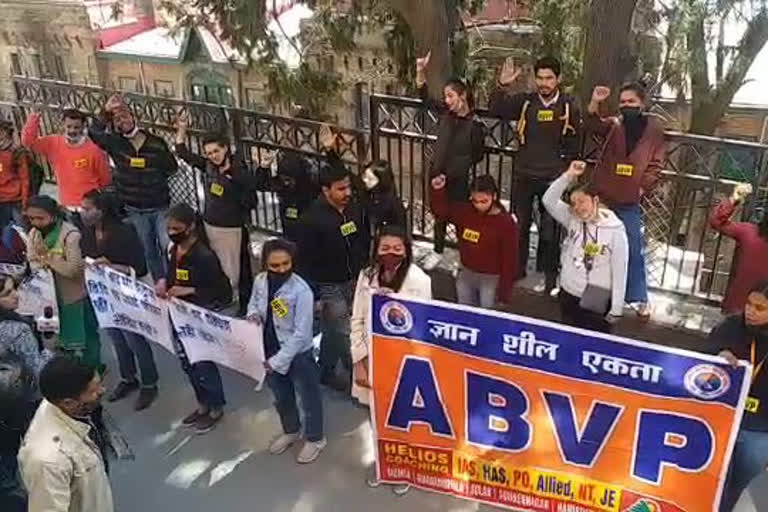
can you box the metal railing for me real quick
[4,76,768,302]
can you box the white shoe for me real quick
[269,432,300,455]
[549,287,560,298]
[296,438,327,464]
[392,483,411,496]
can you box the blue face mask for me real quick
[620,106,643,122]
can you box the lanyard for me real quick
[751,340,768,383]
[582,223,599,273]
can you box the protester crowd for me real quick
[0,54,765,512]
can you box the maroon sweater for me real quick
[587,113,666,206]
[431,186,519,301]
[709,198,768,314]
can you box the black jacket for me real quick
[175,144,264,228]
[420,85,486,202]
[167,239,232,310]
[366,187,407,234]
[89,115,178,210]
[489,89,581,179]
[708,315,768,431]
[80,220,148,278]
[297,195,370,284]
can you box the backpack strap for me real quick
[561,101,576,136]
[517,100,531,146]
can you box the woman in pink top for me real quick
[709,183,768,314]
[21,109,110,208]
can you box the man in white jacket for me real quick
[543,161,629,333]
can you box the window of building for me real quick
[190,83,234,105]
[30,54,43,78]
[343,56,349,70]
[10,53,22,75]
[53,55,67,81]
[358,56,364,71]
[154,80,175,98]
[119,76,139,93]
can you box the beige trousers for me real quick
[204,222,242,300]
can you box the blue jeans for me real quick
[125,207,169,281]
[313,281,354,378]
[0,455,26,512]
[722,428,768,511]
[0,202,21,231]
[456,268,500,308]
[611,204,648,304]
[104,328,159,387]
[188,361,226,410]
[266,349,324,442]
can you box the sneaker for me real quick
[392,483,411,496]
[633,302,652,322]
[296,438,327,464]
[134,386,158,411]
[549,287,561,298]
[181,409,206,427]
[195,412,223,434]
[107,380,139,402]
[269,432,301,455]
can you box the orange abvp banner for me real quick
[369,296,750,512]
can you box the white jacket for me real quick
[350,264,432,404]
[18,400,114,512]
[543,173,629,317]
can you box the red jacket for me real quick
[587,113,666,206]
[709,198,768,314]
[0,148,29,205]
[431,186,519,301]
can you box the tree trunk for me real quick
[690,9,768,135]
[390,0,456,97]
[580,0,640,107]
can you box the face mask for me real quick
[168,230,189,245]
[80,210,101,227]
[122,125,139,139]
[363,168,380,191]
[66,133,86,146]
[268,270,292,288]
[620,106,643,122]
[378,253,405,272]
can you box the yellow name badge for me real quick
[584,242,601,257]
[537,110,555,122]
[270,298,289,318]
[210,183,224,197]
[616,163,634,176]
[462,228,481,243]
[746,397,761,413]
[340,221,357,237]
[73,158,88,169]
[130,157,146,169]
[176,268,189,281]
[285,207,298,219]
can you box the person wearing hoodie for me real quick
[710,281,768,511]
[360,160,407,235]
[0,121,30,230]
[431,173,519,308]
[587,83,666,320]
[415,51,486,254]
[22,109,110,210]
[543,161,629,333]
[25,195,103,369]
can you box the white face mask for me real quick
[363,168,380,191]
[66,133,87,146]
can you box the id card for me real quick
[130,157,147,169]
[462,228,481,243]
[746,397,760,413]
[210,183,224,196]
[285,207,298,219]
[616,164,634,176]
[270,298,289,318]
[584,242,601,257]
[340,221,357,237]
[537,110,554,122]
[176,268,189,281]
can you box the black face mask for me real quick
[268,270,292,289]
[620,106,643,123]
[169,230,190,245]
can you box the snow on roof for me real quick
[197,27,246,65]
[100,27,185,60]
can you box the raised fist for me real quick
[498,57,522,87]
[415,51,432,73]
[591,86,611,104]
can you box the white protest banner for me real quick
[84,263,174,354]
[169,298,266,385]
[0,262,26,277]
[16,268,58,324]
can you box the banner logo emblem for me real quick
[380,301,413,335]
[684,364,730,399]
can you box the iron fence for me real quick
[4,77,768,302]
[369,93,768,303]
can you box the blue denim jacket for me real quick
[246,272,314,375]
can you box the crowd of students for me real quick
[0,53,765,511]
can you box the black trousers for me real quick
[514,175,561,286]
[559,291,611,334]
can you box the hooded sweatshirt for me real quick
[543,173,629,316]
